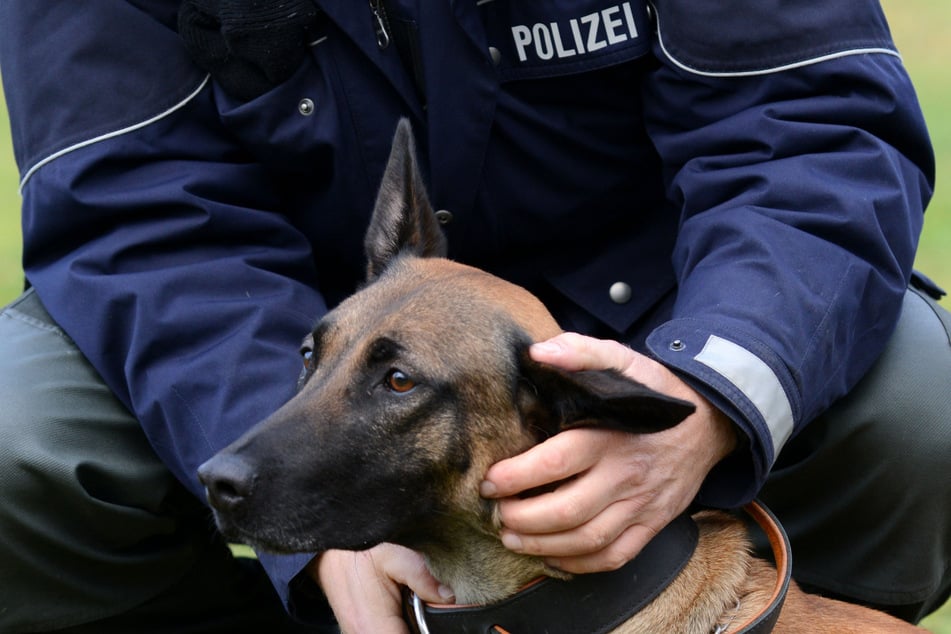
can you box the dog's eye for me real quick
[297,347,317,392]
[385,369,416,393]
[301,348,315,371]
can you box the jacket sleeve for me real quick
[640,1,935,506]
[1,1,331,619]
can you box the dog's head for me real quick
[198,120,694,555]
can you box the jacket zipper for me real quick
[369,0,391,49]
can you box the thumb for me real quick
[383,545,456,605]
[530,332,638,373]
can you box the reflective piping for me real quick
[18,74,212,193]
[694,335,794,457]
[652,4,901,78]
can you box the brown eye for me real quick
[385,369,416,393]
[301,348,315,371]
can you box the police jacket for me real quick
[0,0,934,618]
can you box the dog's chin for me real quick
[245,534,385,555]
[215,516,385,555]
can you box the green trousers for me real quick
[753,285,951,623]
[0,289,330,633]
[0,286,948,631]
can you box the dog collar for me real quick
[729,501,792,634]
[405,501,791,634]
[405,511,699,634]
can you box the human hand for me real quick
[312,544,454,634]
[480,332,737,574]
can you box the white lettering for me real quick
[581,13,607,52]
[602,6,627,45]
[569,19,586,54]
[622,2,639,39]
[512,25,532,62]
[532,23,554,60]
[551,23,577,58]
[508,4,641,64]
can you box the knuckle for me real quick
[619,455,652,489]
[599,545,634,571]
[578,524,614,552]
[538,446,571,478]
[554,493,588,527]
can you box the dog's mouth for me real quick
[211,514,290,554]
[203,477,414,555]
[211,505,378,555]
[220,526,320,555]
[197,455,326,554]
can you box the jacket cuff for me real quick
[258,551,336,625]
[646,319,799,506]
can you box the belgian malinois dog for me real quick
[198,121,926,633]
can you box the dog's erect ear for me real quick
[364,118,448,281]
[516,350,696,441]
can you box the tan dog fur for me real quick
[199,121,927,633]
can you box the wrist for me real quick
[708,405,740,462]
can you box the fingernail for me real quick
[530,341,561,356]
[544,558,562,570]
[479,480,497,497]
[438,585,455,601]
[501,532,523,551]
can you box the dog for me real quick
[198,120,926,633]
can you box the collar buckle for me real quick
[410,591,432,634]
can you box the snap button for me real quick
[669,340,686,352]
[609,282,632,305]
[298,98,315,116]
[488,46,502,66]
[434,209,454,225]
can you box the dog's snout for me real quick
[198,453,257,512]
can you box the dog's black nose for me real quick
[198,453,257,512]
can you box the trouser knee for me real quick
[0,290,204,631]
[759,287,951,621]
[0,290,329,633]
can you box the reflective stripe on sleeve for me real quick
[694,335,794,457]
[18,75,211,192]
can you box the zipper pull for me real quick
[369,0,391,49]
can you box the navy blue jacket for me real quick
[0,0,933,618]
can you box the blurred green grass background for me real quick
[0,2,948,630]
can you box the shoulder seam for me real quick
[654,8,901,78]
[18,74,211,192]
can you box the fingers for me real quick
[481,427,606,499]
[485,428,660,573]
[498,494,649,555]
[313,545,454,634]
[480,424,704,575]
[370,544,454,604]
[529,332,637,373]
[484,332,739,578]
[530,332,672,394]
[544,522,661,574]
[491,440,645,534]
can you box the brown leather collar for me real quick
[405,512,699,634]
[731,501,792,634]
[405,501,791,634]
